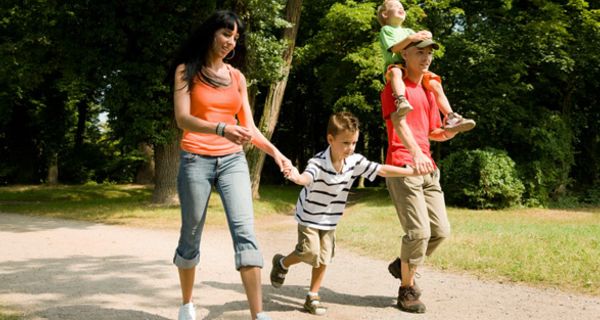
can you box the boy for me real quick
[377,0,476,132]
[270,111,422,315]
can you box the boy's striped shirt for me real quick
[295,147,381,230]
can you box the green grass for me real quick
[337,188,600,296]
[1,184,598,297]
[0,306,21,320]
[0,184,298,229]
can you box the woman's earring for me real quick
[225,48,235,60]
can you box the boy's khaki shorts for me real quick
[294,224,336,268]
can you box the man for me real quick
[380,39,457,314]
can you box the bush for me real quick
[441,148,524,209]
[516,113,574,206]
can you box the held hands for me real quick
[284,166,301,184]
[412,151,434,175]
[274,154,293,176]
[223,125,253,145]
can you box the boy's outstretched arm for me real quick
[284,167,312,186]
[377,164,421,178]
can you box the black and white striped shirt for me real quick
[295,147,381,230]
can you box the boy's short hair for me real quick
[376,0,398,26]
[327,111,360,136]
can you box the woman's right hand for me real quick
[222,125,253,145]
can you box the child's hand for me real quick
[413,30,432,41]
[284,167,301,183]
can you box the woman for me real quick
[170,10,290,320]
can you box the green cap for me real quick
[407,39,439,50]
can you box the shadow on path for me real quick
[0,255,177,310]
[35,305,170,320]
[201,280,395,319]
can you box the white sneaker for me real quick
[256,312,272,320]
[178,302,196,320]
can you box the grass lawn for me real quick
[1,184,598,297]
[337,188,600,296]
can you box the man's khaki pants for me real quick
[386,168,451,266]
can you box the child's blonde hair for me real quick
[327,111,360,137]
[376,0,398,26]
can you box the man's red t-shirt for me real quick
[381,78,442,167]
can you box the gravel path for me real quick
[1,212,599,320]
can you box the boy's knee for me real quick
[294,240,320,265]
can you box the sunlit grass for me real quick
[0,184,298,229]
[1,184,598,296]
[0,306,21,320]
[336,188,600,296]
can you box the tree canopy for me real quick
[1,0,599,207]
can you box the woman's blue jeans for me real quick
[173,151,263,270]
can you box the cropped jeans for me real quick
[173,150,263,270]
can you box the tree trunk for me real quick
[246,0,303,199]
[135,142,155,184]
[152,121,180,205]
[75,99,88,152]
[47,153,58,185]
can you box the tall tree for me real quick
[246,0,303,198]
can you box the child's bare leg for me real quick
[309,264,327,293]
[428,79,452,116]
[282,253,302,268]
[389,67,413,117]
[270,252,301,289]
[304,264,328,315]
[429,79,476,133]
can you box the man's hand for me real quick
[412,151,434,174]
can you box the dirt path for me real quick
[1,212,599,320]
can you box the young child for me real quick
[270,111,420,315]
[377,0,476,132]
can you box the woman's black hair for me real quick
[168,10,246,91]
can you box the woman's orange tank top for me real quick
[180,65,244,156]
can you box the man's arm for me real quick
[429,128,457,142]
[391,112,434,174]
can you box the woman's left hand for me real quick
[274,154,293,174]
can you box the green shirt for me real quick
[379,25,415,76]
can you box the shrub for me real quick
[441,148,524,209]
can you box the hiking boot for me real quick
[304,295,327,315]
[270,254,287,288]
[397,286,426,314]
[178,302,195,320]
[394,96,413,117]
[388,258,421,298]
[444,112,476,133]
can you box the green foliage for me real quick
[517,112,574,206]
[239,0,290,87]
[441,148,524,209]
